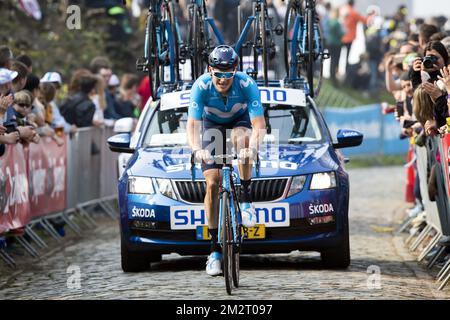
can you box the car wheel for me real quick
[120,236,162,272]
[320,215,350,269]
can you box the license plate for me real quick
[196,225,266,240]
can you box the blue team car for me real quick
[108,84,363,272]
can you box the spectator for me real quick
[0,46,13,69]
[37,83,64,146]
[11,90,40,144]
[10,60,29,92]
[0,69,20,147]
[24,74,46,128]
[365,15,384,96]
[441,36,450,55]
[326,7,344,87]
[418,23,439,50]
[116,73,140,118]
[60,73,97,128]
[91,74,107,127]
[410,41,449,89]
[16,54,33,73]
[137,75,151,110]
[412,83,444,140]
[40,72,77,134]
[90,56,121,120]
[340,0,374,75]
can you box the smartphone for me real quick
[403,119,418,128]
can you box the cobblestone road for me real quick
[1,166,449,299]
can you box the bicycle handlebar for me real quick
[190,152,260,181]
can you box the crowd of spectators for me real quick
[376,15,450,247]
[0,46,145,158]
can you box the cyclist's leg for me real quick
[230,112,256,227]
[202,118,226,276]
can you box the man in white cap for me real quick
[0,68,21,147]
[41,71,62,87]
[40,71,76,134]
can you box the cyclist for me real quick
[187,45,266,276]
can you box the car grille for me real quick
[174,178,289,203]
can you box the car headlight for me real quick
[287,175,307,197]
[156,178,177,200]
[310,172,336,190]
[128,176,155,194]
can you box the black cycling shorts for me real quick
[201,111,252,172]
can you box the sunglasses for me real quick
[17,103,31,108]
[212,71,235,79]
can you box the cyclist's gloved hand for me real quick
[238,148,257,164]
[194,149,214,164]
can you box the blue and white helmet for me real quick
[208,45,239,70]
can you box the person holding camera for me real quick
[411,41,449,89]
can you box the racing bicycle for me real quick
[181,0,225,80]
[283,0,329,97]
[136,0,181,101]
[190,153,260,295]
[235,0,283,86]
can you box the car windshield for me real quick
[143,104,323,147]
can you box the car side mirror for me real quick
[113,117,134,133]
[332,129,363,149]
[107,133,134,154]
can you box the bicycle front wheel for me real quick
[221,191,233,295]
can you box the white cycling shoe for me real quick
[206,252,222,276]
[240,202,257,227]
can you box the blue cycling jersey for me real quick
[188,71,264,124]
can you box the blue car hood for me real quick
[128,143,340,179]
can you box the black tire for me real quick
[283,0,302,79]
[261,1,268,86]
[307,8,314,97]
[252,2,259,79]
[320,213,350,269]
[222,191,233,295]
[167,1,180,82]
[231,188,241,288]
[147,12,160,101]
[121,233,161,272]
[189,4,205,80]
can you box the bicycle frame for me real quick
[191,0,225,46]
[218,166,241,249]
[234,0,274,84]
[286,0,324,88]
[143,0,178,85]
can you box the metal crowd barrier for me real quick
[406,134,450,290]
[0,126,119,268]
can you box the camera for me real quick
[422,55,438,69]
